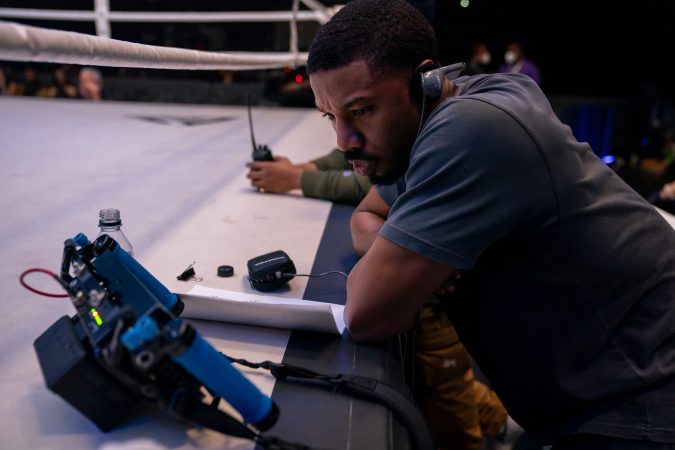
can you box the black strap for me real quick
[226,357,435,450]
[170,389,257,440]
[169,389,322,450]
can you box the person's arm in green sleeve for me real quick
[310,148,352,171]
[247,148,371,204]
[300,169,372,205]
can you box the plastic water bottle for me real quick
[97,208,134,256]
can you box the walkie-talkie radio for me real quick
[247,95,274,161]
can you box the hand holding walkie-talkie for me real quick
[247,95,274,162]
[245,95,307,194]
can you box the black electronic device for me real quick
[247,95,274,162]
[412,62,466,136]
[409,61,438,105]
[420,62,465,98]
[410,61,465,104]
[247,250,296,292]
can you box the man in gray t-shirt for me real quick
[308,0,675,447]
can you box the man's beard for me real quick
[345,148,410,185]
[368,163,408,185]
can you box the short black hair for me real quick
[307,0,439,78]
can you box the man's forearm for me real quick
[350,210,385,257]
[345,235,457,343]
[349,187,392,257]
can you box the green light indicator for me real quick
[90,308,103,327]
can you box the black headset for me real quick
[420,62,466,98]
[410,61,466,103]
[410,62,466,134]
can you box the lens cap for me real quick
[217,265,234,278]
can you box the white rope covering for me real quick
[290,0,300,60]
[300,0,336,24]
[0,8,95,22]
[0,21,308,70]
[94,0,110,38]
[0,7,335,24]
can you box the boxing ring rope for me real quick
[0,7,333,24]
[0,1,340,70]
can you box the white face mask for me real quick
[504,50,518,65]
[479,52,491,65]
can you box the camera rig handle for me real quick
[120,312,277,428]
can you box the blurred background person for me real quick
[19,65,46,96]
[78,67,104,101]
[649,180,675,215]
[0,67,17,95]
[465,42,492,76]
[48,65,77,99]
[498,41,541,86]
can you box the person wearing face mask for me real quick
[498,41,541,85]
[465,42,492,76]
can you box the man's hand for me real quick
[246,156,307,193]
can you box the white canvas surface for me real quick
[0,96,337,450]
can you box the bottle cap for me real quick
[217,265,234,278]
[99,208,122,227]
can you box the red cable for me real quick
[19,268,69,298]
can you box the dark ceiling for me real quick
[2,0,672,98]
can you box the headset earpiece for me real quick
[409,62,438,105]
[419,62,467,99]
[412,62,466,137]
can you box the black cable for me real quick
[416,93,428,137]
[223,353,434,450]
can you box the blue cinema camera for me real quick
[34,233,278,434]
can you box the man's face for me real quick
[310,60,420,184]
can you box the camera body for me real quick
[34,233,277,432]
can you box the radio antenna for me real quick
[246,94,258,150]
[247,95,274,161]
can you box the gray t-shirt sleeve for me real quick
[376,178,406,207]
[380,98,555,270]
